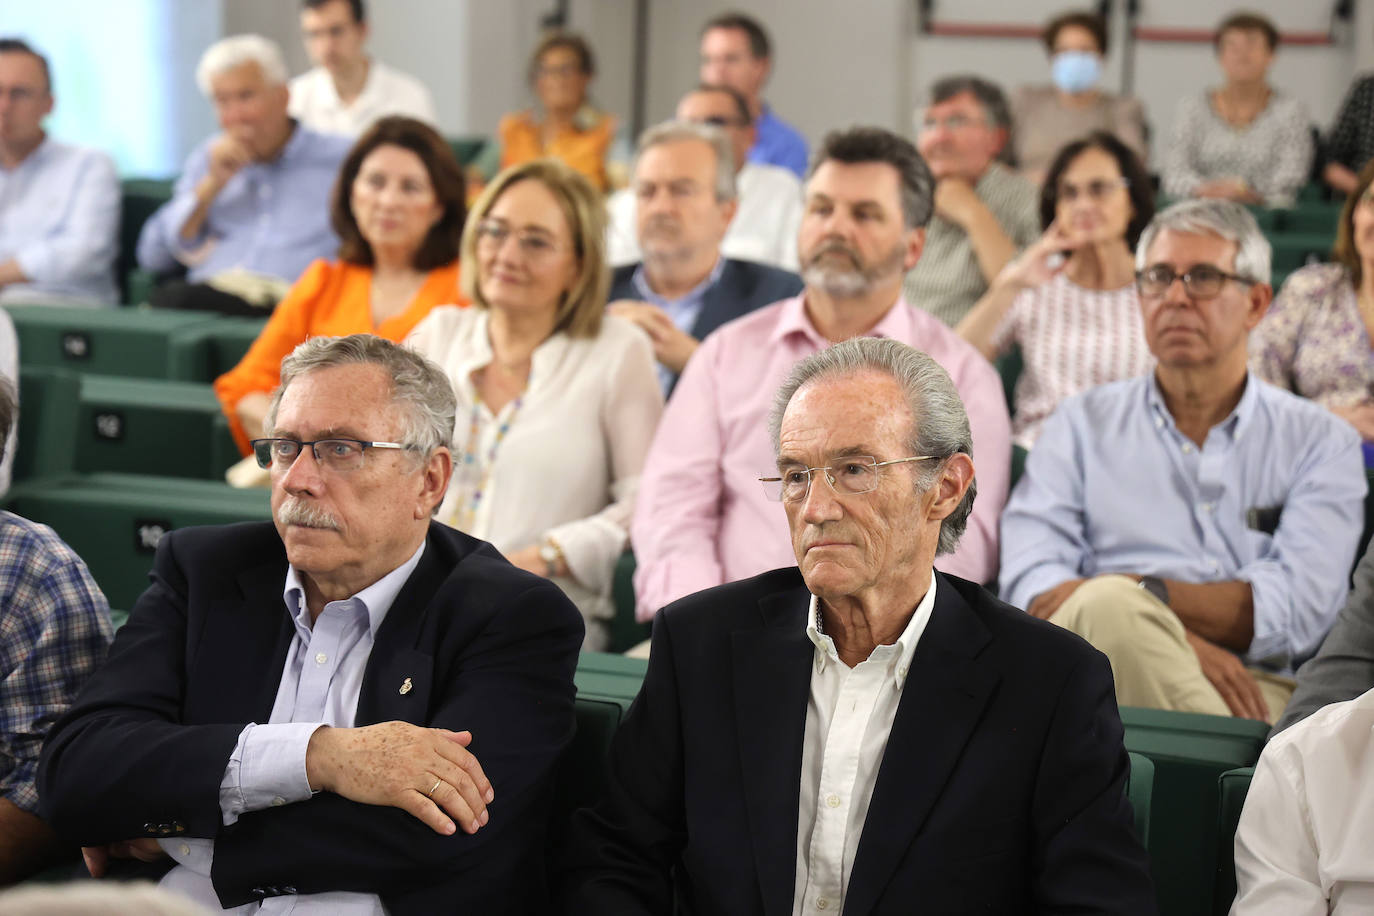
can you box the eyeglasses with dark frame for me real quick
[251,437,413,473]
[1135,264,1256,299]
[758,455,940,503]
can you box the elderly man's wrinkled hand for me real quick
[305,721,494,836]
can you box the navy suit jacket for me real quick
[38,521,583,915]
[608,257,802,344]
[562,568,1156,915]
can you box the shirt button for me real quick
[1182,444,1194,454]
[817,898,830,910]
[826,794,841,808]
[315,652,327,665]
[272,796,286,807]
[1202,502,1214,513]
[179,843,190,856]
[897,664,908,679]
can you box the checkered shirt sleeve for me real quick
[0,514,113,813]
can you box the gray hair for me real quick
[266,335,456,460]
[632,120,737,202]
[1135,198,1272,285]
[196,34,289,95]
[768,337,976,556]
[928,75,1015,166]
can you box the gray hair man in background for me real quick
[1000,199,1365,724]
[40,335,583,914]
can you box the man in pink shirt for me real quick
[632,126,1011,621]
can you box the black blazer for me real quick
[562,568,1156,915]
[608,257,802,342]
[38,521,583,915]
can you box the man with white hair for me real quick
[39,335,583,914]
[137,35,351,315]
[1000,199,1366,723]
[0,37,119,306]
[605,118,801,393]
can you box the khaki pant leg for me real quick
[1250,671,1296,726]
[1049,575,1231,716]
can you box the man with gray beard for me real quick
[38,335,583,915]
[630,127,1012,624]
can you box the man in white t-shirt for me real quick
[607,85,801,271]
[288,0,437,137]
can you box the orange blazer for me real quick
[214,258,464,455]
[498,108,617,192]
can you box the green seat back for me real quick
[1267,232,1333,275]
[12,367,80,484]
[610,550,651,653]
[1213,766,1254,915]
[447,136,489,167]
[1127,751,1154,847]
[118,178,174,304]
[5,473,271,610]
[994,344,1023,415]
[1121,707,1267,916]
[6,304,219,379]
[166,316,269,384]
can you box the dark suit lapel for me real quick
[732,584,813,916]
[842,578,999,916]
[195,561,294,722]
[690,260,742,341]
[354,528,452,726]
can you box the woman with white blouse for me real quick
[958,132,1155,449]
[1162,11,1313,208]
[407,159,663,648]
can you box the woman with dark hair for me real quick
[1162,11,1312,207]
[214,115,466,456]
[1252,159,1374,440]
[1011,9,1147,183]
[958,131,1154,448]
[495,30,622,192]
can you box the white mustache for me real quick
[276,497,341,531]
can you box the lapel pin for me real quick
[399,677,413,696]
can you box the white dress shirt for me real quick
[405,307,663,645]
[289,60,438,137]
[607,161,802,270]
[1231,685,1374,914]
[156,542,425,915]
[792,573,937,915]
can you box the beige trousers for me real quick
[1049,575,1294,724]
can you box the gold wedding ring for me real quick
[427,779,442,797]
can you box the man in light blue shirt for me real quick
[698,13,808,177]
[0,39,118,306]
[137,35,349,316]
[1000,200,1366,724]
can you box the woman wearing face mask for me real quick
[1011,10,1147,185]
[1162,12,1313,207]
[957,132,1155,449]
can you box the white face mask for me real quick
[1051,50,1103,94]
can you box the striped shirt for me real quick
[902,162,1040,327]
[0,512,112,812]
[990,273,1154,449]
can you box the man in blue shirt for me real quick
[1000,200,1366,723]
[0,38,119,306]
[137,35,350,316]
[698,13,808,178]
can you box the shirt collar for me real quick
[282,538,427,639]
[1146,369,1258,441]
[767,292,915,348]
[0,134,51,175]
[805,571,937,688]
[630,255,725,306]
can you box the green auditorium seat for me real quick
[1268,232,1333,280]
[1127,751,1154,847]
[117,178,175,305]
[12,368,80,484]
[1120,707,1268,916]
[5,473,270,611]
[610,551,651,653]
[548,697,624,848]
[574,652,648,709]
[5,304,219,379]
[1212,766,1254,915]
[447,136,489,167]
[1280,203,1343,236]
[166,315,269,383]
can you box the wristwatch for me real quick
[539,539,565,578]
[1138,575,1169,607]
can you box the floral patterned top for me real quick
[1250,263,1374,408]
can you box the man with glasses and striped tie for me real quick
[39,334,582,915]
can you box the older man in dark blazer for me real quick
[564,338,1155,914]
[39,335,583,915]
[607,119,800,394]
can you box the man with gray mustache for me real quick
[39,334,583,915]
[630,126,1012,625]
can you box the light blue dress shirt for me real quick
[750,105,809,178]
[136,123,350,285]
[156,541,426,915]
[0,137,118,305]
[1000,372,1366,673]
[631,257,725,395]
